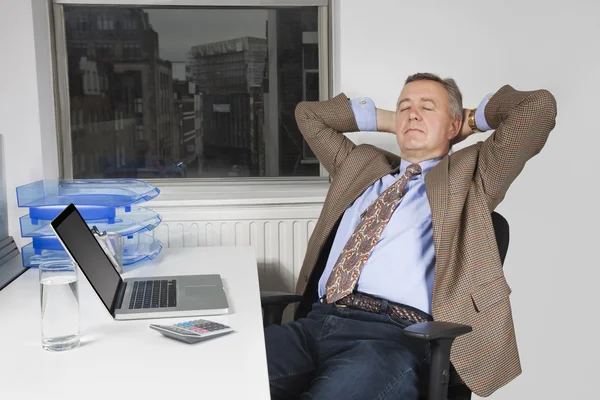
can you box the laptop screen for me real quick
[51,204,122,313]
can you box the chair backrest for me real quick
[491,211,510,265]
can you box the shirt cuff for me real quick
[349,97,377,131]
[475,93,494,132]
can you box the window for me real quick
[96,43,114,58]
[136,125,145,141]
[74,16,89,36]
[122,43,142,58]
[55,1,329,179]
[134,98,143,114]
[97,14,115,31]
[123,16,138,30]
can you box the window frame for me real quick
[52,0,333,182]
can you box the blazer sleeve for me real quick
[295,93,359,179]
[476,84,558,211]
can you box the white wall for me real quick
[336,0,598,398]
[0,0,59,248]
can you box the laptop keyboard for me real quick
[129,280,177,309]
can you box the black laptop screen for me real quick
[51,204,122,313]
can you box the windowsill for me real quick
[145,178,331,207]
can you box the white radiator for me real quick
[149,206,321,294]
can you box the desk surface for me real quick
[0,246,270,399]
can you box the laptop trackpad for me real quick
[185,286,211,296]
[180,285,229,311]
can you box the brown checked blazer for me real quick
[292,85,557,397]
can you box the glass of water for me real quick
[39,260,80,351]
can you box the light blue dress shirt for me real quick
[317,93,493,315]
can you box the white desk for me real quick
[0,246,270,399]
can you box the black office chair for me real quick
[261,211,510,400]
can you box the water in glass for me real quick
[39,261,80,351]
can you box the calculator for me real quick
[149,319,234,344]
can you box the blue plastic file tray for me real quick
[20,206,161,239]
[16,179,160,211]
[29,205,116,223]
[121,234,163,265]
[21,233,163,268]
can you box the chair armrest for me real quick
[260,291,304,327]
[403,321,472,400]
[403,321,472,341]
[260,291,304,307]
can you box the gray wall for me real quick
[337,0,598,398]
[0,134,8,240]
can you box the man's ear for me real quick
[447,118,462,140]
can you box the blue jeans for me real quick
[265,302,431,399]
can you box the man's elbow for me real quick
[533,89,558,127]
[294,101,309,123]
[294,101,321,139]
[295,100,321,122]
[525,89,557,158]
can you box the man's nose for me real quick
[409,108,421,120]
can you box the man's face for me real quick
[394,80,460,159]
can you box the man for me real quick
[264,73,557,399]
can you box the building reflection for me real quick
[64,7,319,179]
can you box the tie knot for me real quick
[405,163,422,178]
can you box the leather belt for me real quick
[334,292,433,325]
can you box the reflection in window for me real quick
[62,6,323,179]
[123,16,138,30]
[97,14,115,31]
[97,43,114,58]
[75,17,89,35]
[122,43,142,58]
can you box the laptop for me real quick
[49,203,229,320]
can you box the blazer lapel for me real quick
[424,155,450,315]
[333,156,399,219]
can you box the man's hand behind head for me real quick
[450,108,473,147]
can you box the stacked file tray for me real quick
[16,179,163,268]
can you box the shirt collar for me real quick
[399,156,443,177]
